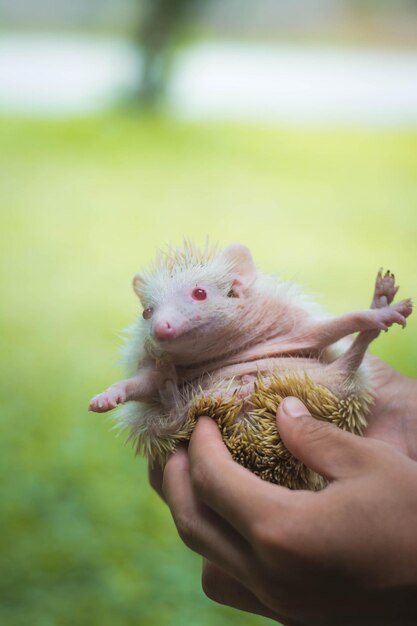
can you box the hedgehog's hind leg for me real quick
[371,269,399,309]
[330,270,412,377]
[329,329,379,377]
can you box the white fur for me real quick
[115,243,336,439]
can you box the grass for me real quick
[0,114,416,626]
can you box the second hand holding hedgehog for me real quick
[158,380,417,626]
[89,242,412,489]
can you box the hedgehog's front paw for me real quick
[89,385,127,412]
[372,269,399,309]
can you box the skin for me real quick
[149,359,417,626]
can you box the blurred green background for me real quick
[1,116,416,626]
[1,1,417,625]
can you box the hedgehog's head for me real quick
[133,243,257,358]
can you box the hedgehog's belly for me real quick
[194,356,352,402]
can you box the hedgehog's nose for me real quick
[154,320,176,341]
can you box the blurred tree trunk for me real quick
[136,0,200,107]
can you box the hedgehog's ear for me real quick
[221,244,257,296]
[132,274,146,306]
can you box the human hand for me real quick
[149,359,417,624]
[364,357,417,460]
[159,390,417,625]
[149,360,417,490]
[149,359,417,496]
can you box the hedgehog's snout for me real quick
[154,319,176,341]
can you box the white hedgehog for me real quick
[89,241,412,490]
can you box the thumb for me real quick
[277,397,372,481]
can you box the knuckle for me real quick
[257,583,299,616]
[174,512,199,551]
[356,436,377,456]
[250,502,306,568]
[250,519,284,563]
[201,563,222,602]
[359,437,393,466]
[190,459,211,494]
[250,567,286,610]
[301,418,332,447]
[162,452,184,490]
[255,583,278,611]
[250,518,271,548]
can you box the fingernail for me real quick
[280,397,308,418]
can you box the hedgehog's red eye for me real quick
[142,306,153,320]
[192,288,207,301]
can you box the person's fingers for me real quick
[163,446,257,587]
[277,397,378,481]
[201,560,284,622]
[148,461,165,500]
[187,417,296,541]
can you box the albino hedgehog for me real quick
[89,242,412,490]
